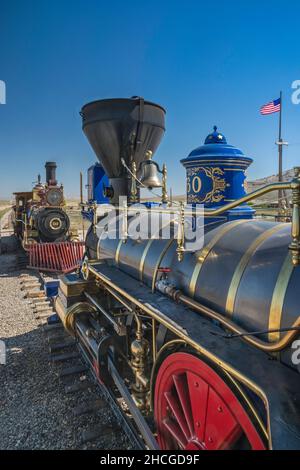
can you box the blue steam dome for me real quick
[204,125,227,144]
[181,126,255,221]
[185,126,250,161]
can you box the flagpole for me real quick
[278,90,283,213]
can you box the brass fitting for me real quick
[81,258,89,280]
[289,167,300,265]
[122,200,128,243]
[55,298,97,337]
[176,201,185,262]
[129,161,138,204]
[161,163,168,204]
[130,313,150,412]
[93,202,97,234]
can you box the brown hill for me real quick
[247,169,294,205]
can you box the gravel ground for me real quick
[0,234,130,450]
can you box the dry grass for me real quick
[0,208,9,219]
[66,208,91,233]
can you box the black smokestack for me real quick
[45,161,57,185]
[80,97,165,203]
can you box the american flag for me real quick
[260,98,281,115]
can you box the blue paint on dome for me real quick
[182,126,252,163]
[181,126,255,223]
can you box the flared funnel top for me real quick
[81,97,166,179]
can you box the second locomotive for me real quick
[13,161,70,245]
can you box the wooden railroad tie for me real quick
[58,364,88,378]
[35,308,52,315]
[31,300,50,307]
[65,380,92,394]
[48,339,75,353]
[34,305,52,312]
[25,291,45,299]
[46,332,69,344]
[49,351,80,363]
[36,312,53,320]
[73,398,106,417]
[81,424,119,444]
[21,278,40,284]
[21,283,41,291]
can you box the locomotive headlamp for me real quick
[46,188,63,206]
[49,217,62,230]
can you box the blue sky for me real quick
[0,0,300,198]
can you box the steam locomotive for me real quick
[13,162,70,245]
[55,97,300,450]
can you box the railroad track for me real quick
[2,230,143,449]
[0,228,29,272]
[18,273,144,449]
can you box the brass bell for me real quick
[139,151,162,189]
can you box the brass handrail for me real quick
[178,293,300,353]
[93,181,293,217]
[90,167,300,265]
[204,181,292,216]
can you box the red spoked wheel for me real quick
[154,352,267,450]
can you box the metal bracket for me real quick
[289,167,300,265]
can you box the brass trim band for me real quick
[115,239,123,265]
[184,159,251,166]
[268,252,294,342]
[139,238,153,281]
[139,220,175,282]
[223,168,246,172]
[96,223,109,258]
[222,369,269,442]
[225,224,286,317]
[189,219,251,298]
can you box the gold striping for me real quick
[97,223,109,258]
[139,219,175,282]
[188,219,251,298]
[222,370,269,442]
[152,318,157,362]
[139,238,154,282]
[268,252,294,342]
[223,168,246,172]
[225,224,286,317]
[115,239,123,265]
[186,159,250,166]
